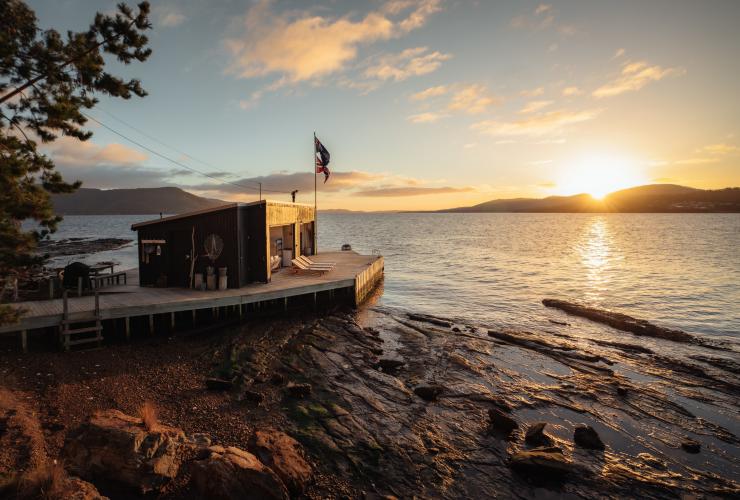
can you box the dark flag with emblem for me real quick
[314,136,331,183]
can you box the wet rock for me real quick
[248,429,312,495]
[206,377,234,391]
[488,407,518,435]
[243,390,265,403]
[413,385,444,401]
[509,448,573,480]
[375,358,405,374]
[63,409,185,494]
[524,422,552,446]
[286,383,312,398]
[188,432,212,448]
[637,452,667,470]
[681,439,701,454]
[191,445,289,500]
[270,373,285,385]
[542,299,698,345]
[573,425,605,450]
[407,313,451,328]
[61,476,109,500]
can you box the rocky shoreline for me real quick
[0,300,738,498]
[37,238,133,259]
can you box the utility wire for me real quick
[81,111,292,195]
[94,106,253,184]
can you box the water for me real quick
[39,213,740,344]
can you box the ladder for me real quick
[60,290,103,351]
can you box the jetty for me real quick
[1,251,384,351]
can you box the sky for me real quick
[28,0,740,210]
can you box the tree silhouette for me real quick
[0,0,152,324]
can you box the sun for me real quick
[556,154,647,199]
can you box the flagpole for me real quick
[313,131,317,255]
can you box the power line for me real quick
[95,106,253,184]
[80,112,292,195]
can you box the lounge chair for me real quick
[291,259,331,274]
[297,255,335,268]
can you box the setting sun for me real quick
[556,154,648,199]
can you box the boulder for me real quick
[524,422,552,447]
[63,409,185,494]
[681,439,701,454]
[573,425,605,450]
[191,445,289,500]
[413,385,444,401]
[376,359,405,374]
[206,377,234,391]
[488,407,518,435]
[248,429,312,495]
[286,383,312,398]
[509,448,573,480]
[64,476,109,500]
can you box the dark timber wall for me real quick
[135,206,242,288]
[134,201,315,288]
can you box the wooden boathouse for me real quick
[132,201,316,288]
[0,201,384,352]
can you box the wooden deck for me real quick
[1,252,383,336]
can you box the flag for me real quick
[314,136,331,183]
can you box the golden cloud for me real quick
[225,0,443,84]
[364,47,451,82]
[520,100,553,114]
[407,112,447,123]
[410,85,449,101]
[356,186,474,197]
[472,109,600,138]
[593,60,685,98]
[447,84,498,114]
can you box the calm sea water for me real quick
[42,213,740,344]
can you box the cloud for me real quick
[154,5,186,27]
[225,0,443,84]
[593,60,685,98]
[384,0,444,32]
[355,186,474,197]
[530,160,553,166]
[511,3,574,35]
[364,47,451,82]
[614,48,626,59]
[520,86,545,97]
[562,86,582,96]
[699,143,739,155]
[410,85,449,101]
[673,158,720,165]
[46,137,147,167]
[472,109,600,138]
[520,100,553,114]
[407,112,447,123]
[447,84,498,114]
[187,168,472,202]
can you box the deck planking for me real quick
[1,252,383,334]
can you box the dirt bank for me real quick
[0,301,738,498]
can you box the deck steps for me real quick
[60,291,103,351]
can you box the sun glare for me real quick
[556,154,648,199]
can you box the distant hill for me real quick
[439,185,740,213]
[51,187,226,215]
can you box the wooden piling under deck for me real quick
[1,252,383,349]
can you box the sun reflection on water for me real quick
[577,216,620,303]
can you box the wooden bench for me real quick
[91,271,127,289]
